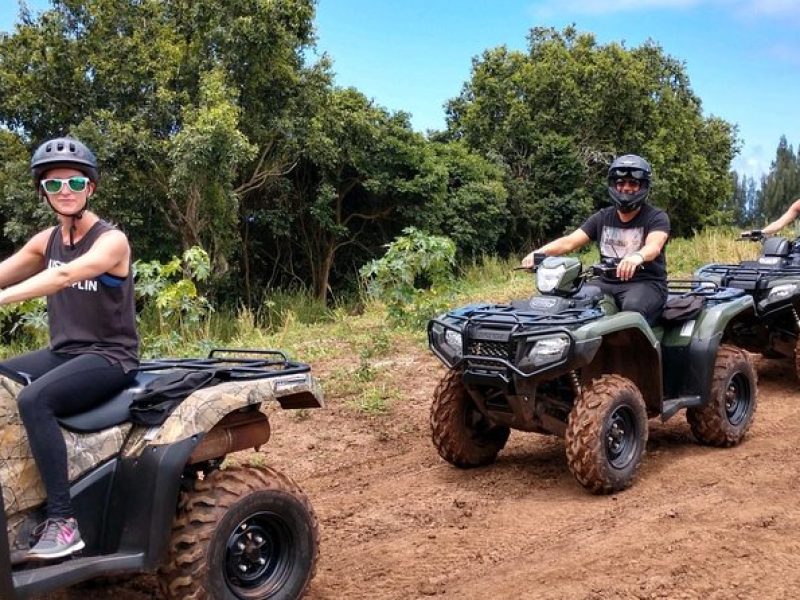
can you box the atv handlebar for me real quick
[740,229,765,242]
[591,257,643,280]
[516,252,547,272]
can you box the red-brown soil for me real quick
[41,349,800,599]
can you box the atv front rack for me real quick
[137,348,310,380]
[442,304,604,332]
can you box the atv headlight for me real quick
[536,265,567,293]
[444,329,463,354]
[767,283,798,301]
[528,335,570,366]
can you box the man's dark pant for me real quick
[595,279,667,325]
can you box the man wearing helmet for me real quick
[521,154,670,324]
[0,137,139,560]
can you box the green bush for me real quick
[360,227,456,327]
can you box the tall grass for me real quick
[667,226,759,276]
[137,226,763,357]
[0,226,770,405]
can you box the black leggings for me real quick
[0,349,135,518]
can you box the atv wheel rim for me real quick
[465,404,495,441]
[225,510,294,596]
[725,372,751,426]
[606,406,638,469]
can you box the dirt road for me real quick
[43,350,800,599]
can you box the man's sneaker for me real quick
[27,517,85,560]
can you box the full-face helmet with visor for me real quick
[607,154,651,214]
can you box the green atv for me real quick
[696,230,800,379]
[0,348,323,600]
[428,256,758,494]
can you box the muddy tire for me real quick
[430,370,510,468]
[688,344,757,447]
[565,374,648,494]
[159,465,319,600]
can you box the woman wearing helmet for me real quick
[0,137,139,560]
[521,154,670,324]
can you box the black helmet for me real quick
[31,137,99,184]
[607,154,651,213]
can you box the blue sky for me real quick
[3,1,798,179]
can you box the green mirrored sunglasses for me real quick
[41,177,90,194]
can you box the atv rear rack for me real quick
[137,348,310,380]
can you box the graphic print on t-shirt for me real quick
[599,226,644,258]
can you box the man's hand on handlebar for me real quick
[521,251,546,269]
[617,252,644,281]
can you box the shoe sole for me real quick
[27,539,85,560]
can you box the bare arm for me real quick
[0,230,130,306]
[521,229,591,267]
[0,229,53,288]
[763,199,800,235]
[617,230,669,281]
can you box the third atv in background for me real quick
[428,255,758,494]
[696,229,800,379]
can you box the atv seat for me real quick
[57,371,160,433]
[763,236,790,257]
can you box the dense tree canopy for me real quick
[446,26,740,243]
[759,136,800,223]
[0,12,748,304]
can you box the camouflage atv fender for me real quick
[0,375,132,548]
[123,372,324,457]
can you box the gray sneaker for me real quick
[28,517,85,560]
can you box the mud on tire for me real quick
[159,465,319,600]
[565,374,648,494]
[430,370,510,468]
[688,344,757,446]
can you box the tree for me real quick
[410,140,508,261]
[759,136,800,222]
[288,88,440,301]
[0,0,318,273]
[446,25,740,244]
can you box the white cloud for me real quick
[738,0,800,21]
[746,0,798,15]
[765,42,800,65]
[732,145,770,179]
[530,0,800,19]
[530,0,701,18]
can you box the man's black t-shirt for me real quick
[580,204,670,283]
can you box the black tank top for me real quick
[46,220,139,372]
